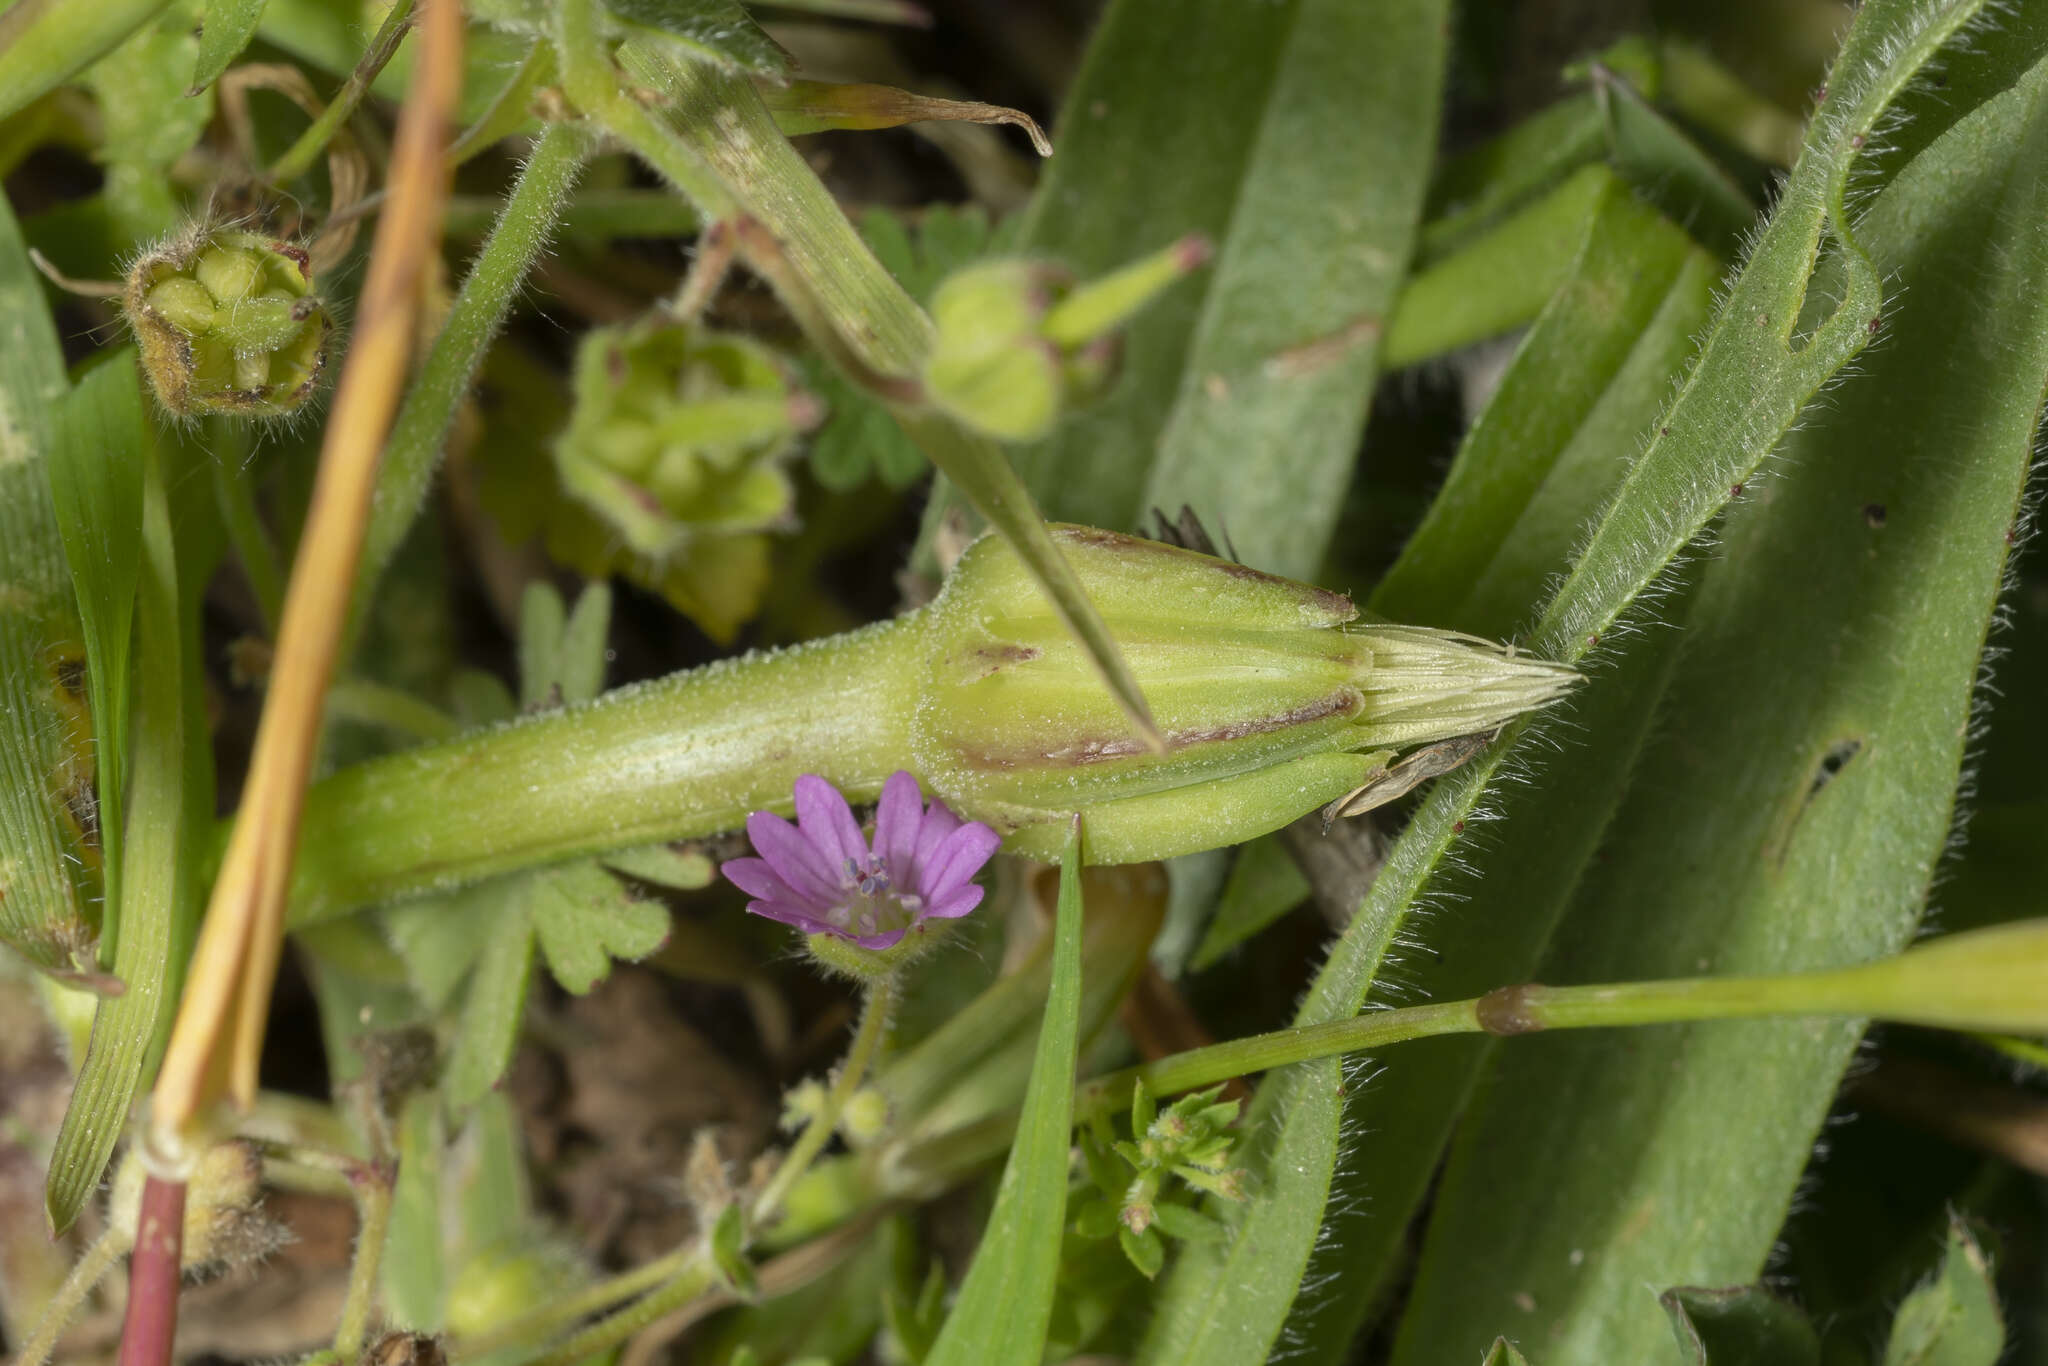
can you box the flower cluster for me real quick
[722,772,1000,951]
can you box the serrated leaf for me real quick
[445,906,534,1113]
[1661,1286,1820,1366]
[604,0,788,77]
[1390,29,2048,1363]
[602,842,713,890]
[383,883,500,1012]
[1884,1218,2004,1366]
[924,817,1084,1366]
[188,0,264,94]
[527,861,669,995]
[1152,3,1995,1361]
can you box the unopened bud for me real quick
[838,1087,891,1146]
[922,237,1209,442]
[123,227,331,418]
[111,1139,275,1269]
[555,318,810,560]
[915,526,1577,861]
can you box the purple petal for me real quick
[923,884,985,921]
[721,857,817,911]
[873,771,924,886]
[745,811,840,904]
[918,821,1002,901]
[912,800,963,869]
[850,925,910,950]
[744,899,840,937]
[795,774,867,868]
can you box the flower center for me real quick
[840,855,921,938]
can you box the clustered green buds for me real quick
[554,317,817,561]
[913,526,1578,862]
[123,228,331,418]
[922,235,1211,442]
[1074,1082,1247,1279]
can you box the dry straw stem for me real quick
[150,0,464,1139]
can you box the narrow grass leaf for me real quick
[1393,37,2048,1362]
[924,817,1085,1366]
[0,191,95,977]
[46,353,146,955]
[1135,0,1448,580]
[1141,4,1993,1361]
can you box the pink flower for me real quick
[722,772,1002,949]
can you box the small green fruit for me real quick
[123,227,332,418]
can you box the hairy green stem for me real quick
[456,1243,693,1359]
[531,1254,718,1366]
[12,1230,124,1366]
[349,120,588,645]
[753,974,898,1228]
[292,616,916,922]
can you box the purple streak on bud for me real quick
[723,771,999,949]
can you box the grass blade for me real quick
[1392,38,2048,1362]
[924,816,1085,1366]
[1139,3,1992,1360]
[45,355,145,960]
[1135,0,1448,580]
[0,184,96,978]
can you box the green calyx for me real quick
[124,229,331,418]
[913,526,1578,861]
[553,316,815,560]
[922,236,1211,443]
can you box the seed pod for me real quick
[123,227,332,418]
[554,317,815,561]
[913,526,1579,861]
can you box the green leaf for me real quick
[603,0,787,77]
[445,901,535,1113]
[383,883,499,1012]
[1196,835,1302,970]
[1883,1218,2004,1366]
[382,1091,449,1332]
[1660,1286,1820,1366]
[0,0,175,124]
[0,185,95,978]
[1145,2,1995,1360]
[85,0,211,249]
[526,861,668,995]
[1390,31,2048,1364]
[45,354,146,954]
[923,817,1084,1366]
[188,0,265,93]
[1482,1341,1533,1366]
[47,424,202,1233]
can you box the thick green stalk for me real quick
[291,616,918,923]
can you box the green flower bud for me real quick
[447,1241,587,1338]
[123,227,331,418]
[913,526,1578,862]
[554,317,815,561]
[923,236,1210,442]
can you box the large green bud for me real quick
[123,228,331,418]
[553,317,816,560]
[914,527,1577,861]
